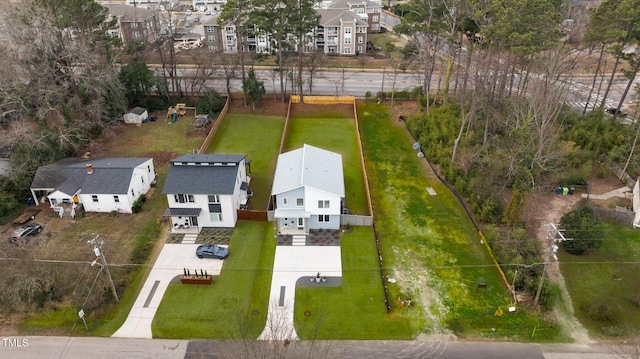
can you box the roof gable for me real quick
[271,144,345,197]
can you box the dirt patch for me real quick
[139,151,179,167]
[522,176,628,344]
[289,103,354,118]
[228,96,289,117]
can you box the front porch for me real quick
[52,202,83,218]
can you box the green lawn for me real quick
[19,121,197,336]
[207,114,285,210]
[295,226,415,339]
[560,220,640,339]
[357,101,563,341]
[284,115,369,215]
[152,221,275,338]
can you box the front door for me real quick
[190,216,198,227]
[297,217,304,229]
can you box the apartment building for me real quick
[321,0,382,33]
[102,4,162,45]
[317,9,369,55]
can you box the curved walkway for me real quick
[258,246,342,340]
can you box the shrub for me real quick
[132,195,146,214]
[560,206,603,255]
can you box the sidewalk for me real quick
[582,186,631,200]
[112,243,224,338]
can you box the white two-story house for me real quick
[162,154,251,232]
[271,144,345,234]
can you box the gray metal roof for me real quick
[162,154,247,195]
[271,144,345,196]
[163,208,202,216]
[30,157,152,195]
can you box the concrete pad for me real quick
[259,246,342,340]
[112,243,225,338]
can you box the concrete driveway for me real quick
[112,243,225,338]
[258,246,342,340]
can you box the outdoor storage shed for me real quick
[124,107,148,124]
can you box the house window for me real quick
[131,189,134,196]
[175,194,195,203]
[132,22,139,28]
[358,36,363,43]
[210,213,223,222]
[283,197,288,205]
[344,47,351,54]
[318,215,329,222]
[372,15,379,22]
[345,28,352,34]
[114,196,120,203]
[207,26,215,33]
[358,46,363,53]
[345,37,351,44]
[148,165,151,172]
[296,198,304,206]
[208,194,220,203]
[141,176,144,183]
[225,26,234,34]
[92,195,99,203]
[208,35,216,42]
[318,200,330,208]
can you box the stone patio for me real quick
[276,229,340,246]
[166,228,233,245]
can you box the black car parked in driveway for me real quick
[196,244,229,259]
[10,223,43,244]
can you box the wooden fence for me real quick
[237,210,268,221]
[197,97,230,154]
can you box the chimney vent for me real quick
[86,164,93,174]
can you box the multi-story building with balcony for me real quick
[316,9,369,55]
[322,0,382,33]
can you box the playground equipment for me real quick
[166,103,197,122]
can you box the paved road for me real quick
[2,337,632,359]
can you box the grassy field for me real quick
[295,226,415,339]
[285,105,369,215]
[357,101,564,341]
[207,114,285,210]
[560,220,640,339]
[152,221,275,338]
[18,116,203,336]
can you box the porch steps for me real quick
[292,235,307,246]
[182,234,198,244]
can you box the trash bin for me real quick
[568,186,575,195]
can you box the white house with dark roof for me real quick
[271,144,345,234]
[162,154,251,232]
[30,158,155,217]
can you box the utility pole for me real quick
[88,235,119,302]
[534,224,569,309]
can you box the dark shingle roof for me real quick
[162,154,247,195]
[31,158,152,195]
